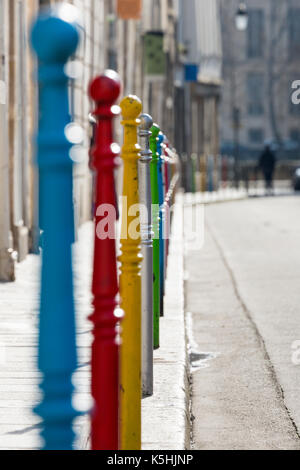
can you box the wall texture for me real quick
[0,0,184,279]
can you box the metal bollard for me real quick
[89,71,122,450]
[221,155,227,188]
[149,123,160,349]
[163,141,171,269]
[164,139,171,200]
[163,138,168,276]
[191,153,197,193]
[168,147,179,207]
[138,113,154,398]
[31,5,81,449]
[208,155,214,192]
[200,154,207,192]
[119,95,143,450]
[157,132,165,317]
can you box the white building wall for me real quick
[0,0,15,280]
[67,0,107,227]
[181,0,222,83]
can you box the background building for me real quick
[0,0,109,280]
[0,0,39,281]
[176,0,222,191]
[220,0,300,161]
[0,0,182,281]
[0,0,224,280]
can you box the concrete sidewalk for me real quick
[186,188,248,205]
[185,181,294,206]
[0,196,189,450]
[142,193,190,450]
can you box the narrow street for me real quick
[186,195,300,450]
[1,0,300,453]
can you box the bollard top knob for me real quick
[89,70,121,105]
[157,132,164,145]
[31,3,80,63]
[139,113,153,132]
[120,95,142,121]
[150,123,160,139]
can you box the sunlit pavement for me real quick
[0,203,189,450]
[0,223,93,450]
[185,192,300,449]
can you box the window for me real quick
[247,73,264,115]
[248,128,264,144]
[247,9,264,58]
[288,8,300,58]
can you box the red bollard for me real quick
[89,70,122,450]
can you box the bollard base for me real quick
[0,247,16,282]
[13,223,29,262]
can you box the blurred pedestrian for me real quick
[258,141,276,195]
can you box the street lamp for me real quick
[232,3,248,188]
[235,3,248,31]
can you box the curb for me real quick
[185,188,248,205]
[142,192,191,450]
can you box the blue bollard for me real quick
[31,4,81,450]
[157,132,165,317]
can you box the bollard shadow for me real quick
[5,423,42,435]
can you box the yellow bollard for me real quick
[119,95,143,450]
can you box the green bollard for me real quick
[150,123,160,349]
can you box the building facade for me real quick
[0,0,109,280]
[0,0,180,281]
[0,0,39,281]
[220,0,300,160]
[176,0,222,191]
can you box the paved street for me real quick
[186,193,300,450]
